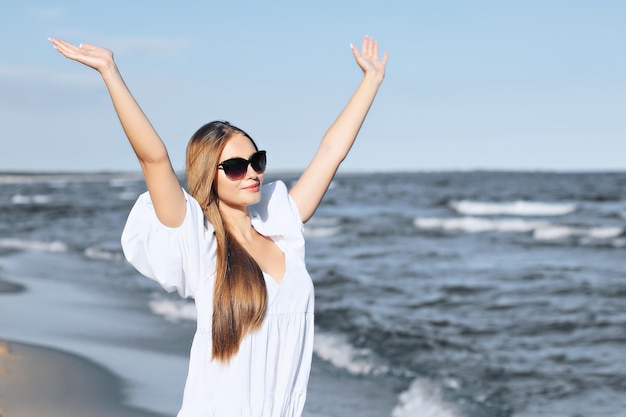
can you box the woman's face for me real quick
[215,133,264,211]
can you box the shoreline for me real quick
[0,343,395,417]
[0,339,167,417]
[0,276,167,417]
[0,258,188,416]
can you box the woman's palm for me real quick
[49,38,114,73]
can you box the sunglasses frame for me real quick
[217,150,267,180]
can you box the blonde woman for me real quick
[49,35,387,417]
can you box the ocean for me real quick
[1,170,625,417]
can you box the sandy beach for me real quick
[0,275,165,417]
[0,339,167,417]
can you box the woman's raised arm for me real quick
[289,36,388,223]
[49,38,186,227]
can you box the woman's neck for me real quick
[218,203,256,242]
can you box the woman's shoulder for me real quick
[131,188,213,232]
[250,180,303,238]
[260,180,289,203]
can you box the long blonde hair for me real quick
[186,121,267,362]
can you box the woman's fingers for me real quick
[372,38,378,60]
[351,36,387,81]
[49,38,80,59]
[355,36,384,63]
[361,36,371,57]
[358,36,383,61]
[381,50,389,66]
[49,37,113,72]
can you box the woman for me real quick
[49,36,387,417]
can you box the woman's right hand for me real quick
[49,38,115,74]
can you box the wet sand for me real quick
[0,276,166,417]
[0,338,167,417]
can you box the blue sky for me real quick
[1,1,625,173]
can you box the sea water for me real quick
[1,171,625,417]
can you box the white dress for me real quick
[121,181,315,417]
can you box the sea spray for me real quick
[450,200,577,216]
[391,378,462,417]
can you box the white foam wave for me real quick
[303,217,341,238]
[313,332,387,376]
[303,226,340,238]
[415,217,624,246]
[148,296,197,322]
[611,238,626,248]
[118,191,139,201]
[391,378,462,417]
[587,226,624,239]
[415,217,548,233]
[0,238,67,252]
[533,226,623,241]
[11,194,51,205]
[451,200,576,216]
[532,226,577,241]
[84,247,124,261]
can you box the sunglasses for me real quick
[217,150,267,180]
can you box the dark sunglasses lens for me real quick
[251,151,267,173]
[222,159,248,180]
[220,151,266,180]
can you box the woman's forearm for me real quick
[318,72,383,164]
[99,64,170,166]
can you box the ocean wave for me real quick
[11,194,51,205]
[451,200,577,216]
[414,217,625,247]
[0,238,67,252]
[313,331,388,376]
[118,191,139,201]
[148,296,197,322]
[611,238,626,248]
[533,226,623,241]
[303,226,340,238]
[84,247,124,261]
[303,217,341,238]
[391,378,462,417]
[414,217,549,233]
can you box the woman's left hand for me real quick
[351,36,388,82]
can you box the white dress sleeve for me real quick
[120,189,216,299]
